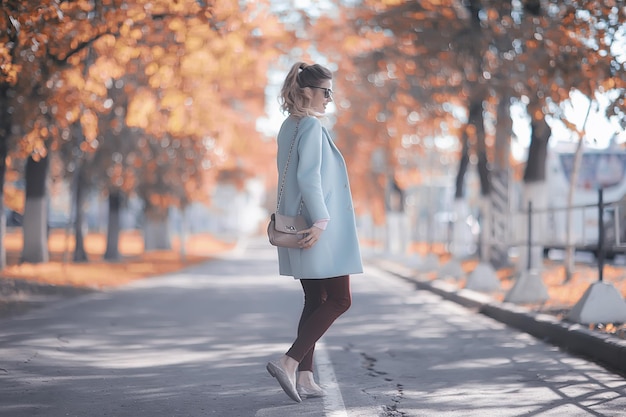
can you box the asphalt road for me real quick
[0,239,624,417]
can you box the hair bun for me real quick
[299,63,308,71]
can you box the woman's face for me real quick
[309,79,333,114]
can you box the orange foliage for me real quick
[2,0,291,215]
[309,0,624,225]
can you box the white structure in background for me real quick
[465,261,501,292]
[202,177,268,238]
[437,258,464,280]
[386,211,410,255]
[449,199,479,258]
[567,281,626,324]
[504,269,549,304]
[543,142,626,254]
[47,176,269,244]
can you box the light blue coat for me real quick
[275,116,363,279]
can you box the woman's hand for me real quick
[298,225,323,249]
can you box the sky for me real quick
[511,89,625,161]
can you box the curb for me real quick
[371,259,626,377]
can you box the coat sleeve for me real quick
[297,118,330,223]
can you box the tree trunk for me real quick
[564,100,592,283]
[465,0,490,197]
[143,205,172,251]
[469,96,491,196]
[466,87,491,261]
[494,96,512,171]
[451,129,473,258]
[73,162,88,262]
[0,137,7,270]
[21,155,49,264]
[467,0,491,260]
[0,84,10,270]
[104,189,123,261]
[523,117,551,183]
[520,111,552,272]
[179,205,187,260]
[490,95,513,268]
[454,130,470,200]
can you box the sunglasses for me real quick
[307,86,333,99]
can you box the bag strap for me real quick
[276,119,303,214]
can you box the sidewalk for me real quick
[370,254,626,377]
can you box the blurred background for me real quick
[0,0,625,277]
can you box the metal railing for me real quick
[509,188,626,281]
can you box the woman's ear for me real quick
[302,87,313,101]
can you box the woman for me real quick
[266,62,363,403]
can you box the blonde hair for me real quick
[279,62,332,117]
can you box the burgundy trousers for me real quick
[286,275,351,372]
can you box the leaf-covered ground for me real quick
[415,243,626,340]
[2,229,235,287]
[0,229,235,318]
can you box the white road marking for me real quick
[316,339,349,417]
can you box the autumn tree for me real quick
[313,0,624,265]
[89,1,290,254]
[313,1,492,254]
[2,0,293,264]
[0,1,107,265]
[496,1,622,270]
